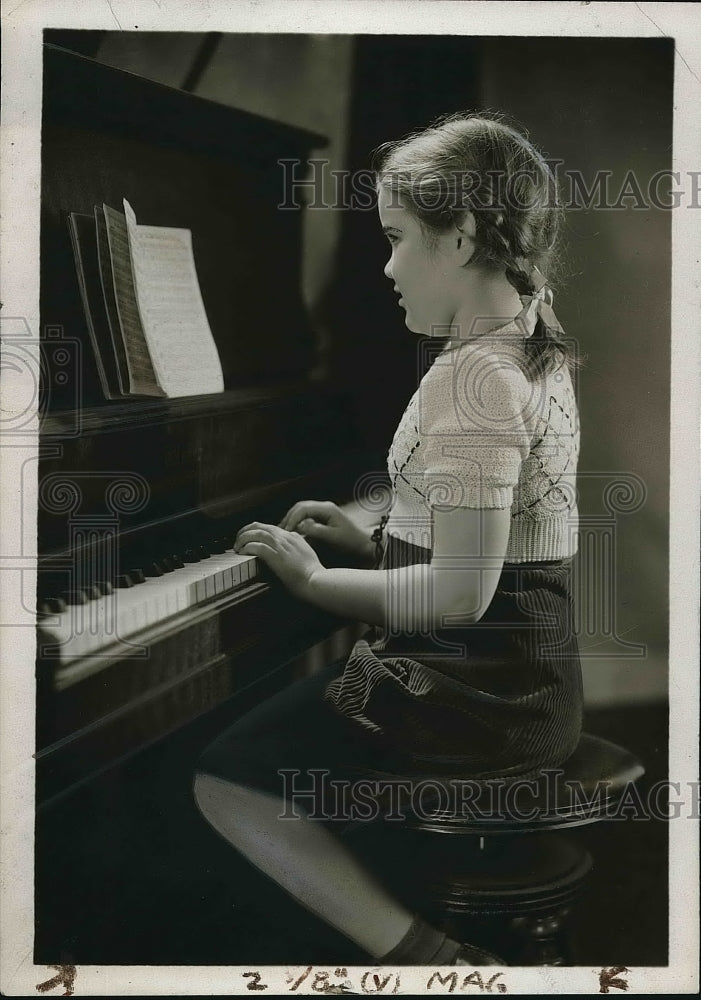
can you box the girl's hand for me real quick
[278,500,375,562]
[234,521,324,599]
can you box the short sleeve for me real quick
[417,346,534,509]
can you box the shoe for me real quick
[452,942,505,965]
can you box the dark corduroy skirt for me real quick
[196,537,583,827]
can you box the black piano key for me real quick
[183,550,200,563]
[39,597,67,614]
[170,555,185,569]
[127,568,146,584]
[210,538,227,553]
[145,562,164,577]
[97,581,114,596]
[116,574,135,589]
[62,590,89,605]
[38,571,71,599]
[160,557,176,573]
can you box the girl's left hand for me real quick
[234,521,323,599]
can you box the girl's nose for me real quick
[383,258,393,280]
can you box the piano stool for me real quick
[342,733,645,966]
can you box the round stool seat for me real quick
[395,733,645,834]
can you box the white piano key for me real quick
[40,551,258,667]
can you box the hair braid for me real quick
[487,217,570,379]
[503,247,569,378]
[503,257,537,298]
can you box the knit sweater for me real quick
[384,322,580,563]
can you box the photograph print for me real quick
[1,5,699,996]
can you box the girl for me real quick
[193,113,583,967]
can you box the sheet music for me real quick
[94,205,132,395]
[124,200,224,398]
[103,204,166,396]
[67,213,122,399]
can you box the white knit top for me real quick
[385,320,580,563]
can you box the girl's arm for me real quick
[235,505,511,630]
[307,505,510,629]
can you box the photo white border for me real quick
[1,1,699,994]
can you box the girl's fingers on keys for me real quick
[280,501,330,531]
[278,503,306,530]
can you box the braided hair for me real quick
[372,113,582,379]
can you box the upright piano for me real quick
[35,44,374,807]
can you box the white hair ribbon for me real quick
[516,267,564,339]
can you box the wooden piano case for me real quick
[36,44,369,808]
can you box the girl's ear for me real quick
[454,210,476,266]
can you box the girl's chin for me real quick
[403,310,424,335]
[404,316,431,336]
[401,306,442,337]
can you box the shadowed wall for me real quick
[478,37,672,704]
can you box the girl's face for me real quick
[377,185,463,336]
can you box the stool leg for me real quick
[510,906,574,966]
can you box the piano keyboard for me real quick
[37,545,259,687]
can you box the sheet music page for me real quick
[103,204,166,396]
[94,205,132,395]
[67,213,121,399]
[123,200,224,398]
